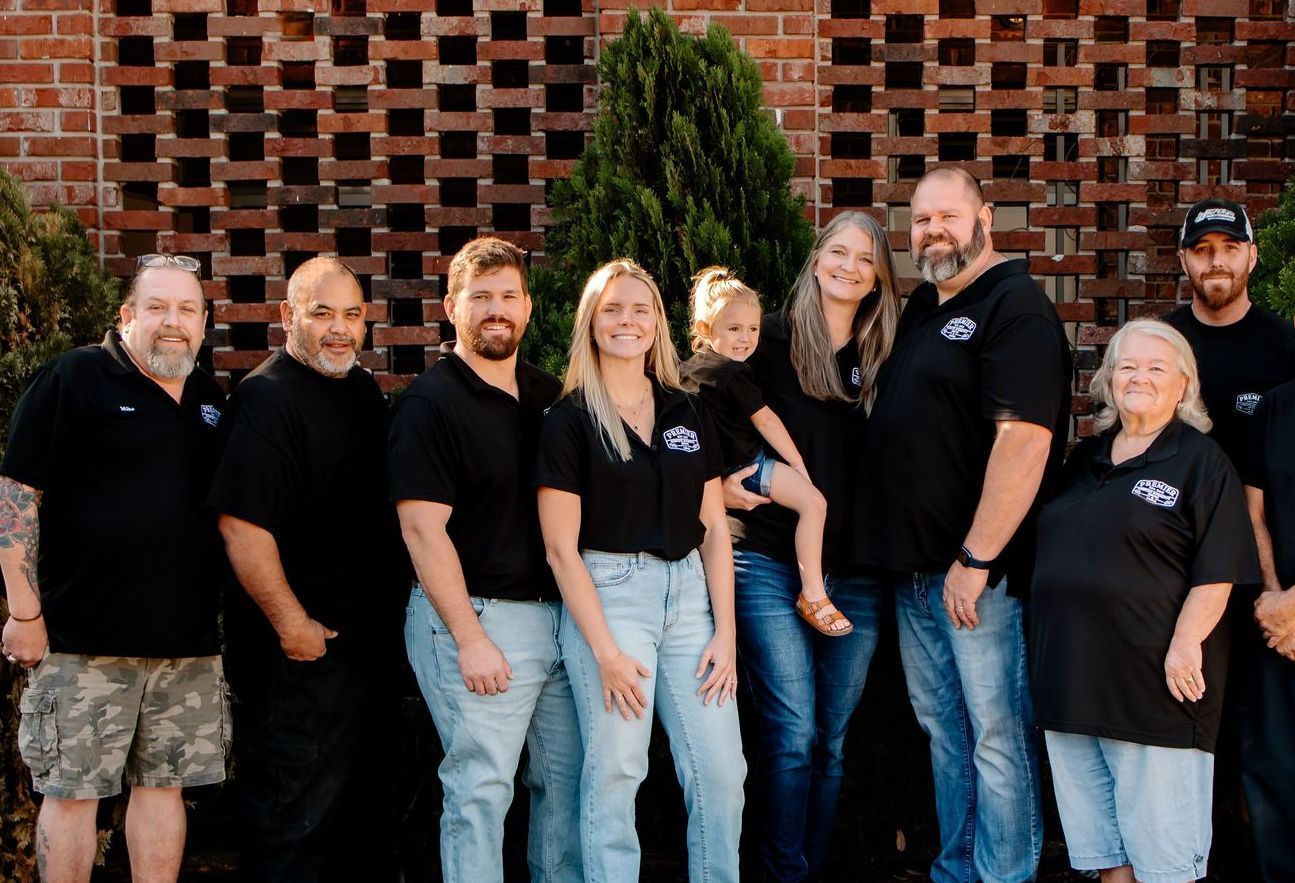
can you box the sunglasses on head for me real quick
[136,254,201,273]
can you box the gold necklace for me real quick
[613,383,652,435]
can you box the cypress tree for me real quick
[1252,176,1295,318]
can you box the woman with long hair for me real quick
[724,211,901,880]
[536,259,745,882]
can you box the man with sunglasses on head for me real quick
[1,254,228,883]
[209,256,403,882]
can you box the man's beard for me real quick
[461,318,522,361]
[290,323,358,378]
[1193,266,1249,312]
[142,328,198,379]
[915,221,987,285]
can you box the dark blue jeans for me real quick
[733,548,884,882]
[1240,645,1295,882]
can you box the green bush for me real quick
[1252,176,1295,319]
[528,7,815,372]
[0,167,120,882]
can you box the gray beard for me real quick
[143,344,197,379]
[916,222,986,285]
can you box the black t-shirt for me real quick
[534,381,722,561]
[854,259,1071,592]
[388,353,562,602]
[0,332,226,657]
[1244,378,1295,589]
[1163,303,1295,468]
[728,311,867,573]
[1030,420,1260,752]
[680,348,766,470]
[208,350,402,653]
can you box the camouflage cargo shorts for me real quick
[17,653,231,799]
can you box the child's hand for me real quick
[791,462,813,485]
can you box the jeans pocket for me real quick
[686,551,707,583]
[584,555,636,588]
[18,690,57,777]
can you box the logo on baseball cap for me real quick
[1180,198,1254,248]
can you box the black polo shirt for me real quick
[680,348,765,470]
[0,332,226,657]
[1163,303,1295,468]
[388,352,562,601]
[208,350,402,654]
[854,259,1071,592]
[1244,378,1295,589]
[534,381,722,561]
[1030,420,1260,752]
[728,311,867,573]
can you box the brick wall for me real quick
[0,0,1292,423]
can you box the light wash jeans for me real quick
[893,571,1043,883]
[405,586,583,883]
[562,550,746,883]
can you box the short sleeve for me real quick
[700,401,724,481]
[534,403,586,495]
[1188,465,1262,588]
[981,312,1065,429]
[723,362,766,417]
[206,392,298,531]
[387,394,459,505]
[0,368,75,491]
[1241,394,1270,489]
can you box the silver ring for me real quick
[955,605,966,611]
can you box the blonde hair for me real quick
[786,211,901,410]
[562,259,682,462]
[1091,319,1212,434]
[689,266,762,352]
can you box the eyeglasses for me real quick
[136,254,201,273]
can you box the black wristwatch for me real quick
[957,545,993,570]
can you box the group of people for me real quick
[0,163,1292,883]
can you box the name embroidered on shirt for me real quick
[1236,393,1262,415]
[940,317,977,341]
[200,404,222,427]
[118,405,136,412]
[1131,479,1180,508]
[662,426,700,453]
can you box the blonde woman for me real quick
[536,259,744,883]
[1032,320,1260,883]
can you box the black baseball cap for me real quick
[1180,198,1254,248]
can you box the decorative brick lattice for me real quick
[0,0,1292,413]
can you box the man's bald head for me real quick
[913,165,985,210]
[286,256,361,311]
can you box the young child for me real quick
[680,266,852,636]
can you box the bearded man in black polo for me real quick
[855,166,1071,883]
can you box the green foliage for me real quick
[536,6,814,360]
[0,167,119,882]
[1252,176,1295,319]
[521,265,577,378]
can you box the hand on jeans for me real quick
[279,615,337,661]
[721,465,770,511]
[943,561,988,630]
[1270,630,1295,662]
[1164,636,1206,702]
[598,648,651,720]
[457,632,514,696]
[695,631,738,707]
[1254,587,1295,643]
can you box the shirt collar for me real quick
[101,330,140,376]
[441,350,546,401]
[913,258,1031,315]
[1094,418,1185,470]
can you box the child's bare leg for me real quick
[767,461,828,598]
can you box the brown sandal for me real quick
[795,593,854,637]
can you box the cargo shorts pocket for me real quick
[18,690,58,777]
[217,678,233,758]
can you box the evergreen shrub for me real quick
[1252,176,1295,319]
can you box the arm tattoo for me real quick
[0,476,42,595]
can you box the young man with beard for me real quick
[388,237,581,882]
[854,166,1070,883]
[1163,199,1295,880]
[210,257,402,882]
[1,255,228,882]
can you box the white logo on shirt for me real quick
[850,366,861,388]
[1131,479,1180,508]
[662,426,700,453]
[1236,393,1261,415]
[200,404,222,427]
[940,317,977,341]
[118,405,136,412]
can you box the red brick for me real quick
[745,38,813,59]
[0,14,51,34]
[0,62,53,83]
[22,133,91,154]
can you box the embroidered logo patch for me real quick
[850,366,861,388]
[662,426,700,453]
[1236,393,1262,415]
[200,404,221,427]
[1131,479,1179,508]
[940,317,977,341]
[1195,207,1236,224]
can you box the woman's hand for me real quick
[695,631,738,707]
[598,648,651,720]
[1164,635,1206,702]
[721,466,770,511]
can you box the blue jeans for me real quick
[405,587,583,883]
[1239,645,1295,881]
[733,548,884,882]
[562,550,746,883]
[893,570,1042,883]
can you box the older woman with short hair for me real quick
[1031,319,1260,883]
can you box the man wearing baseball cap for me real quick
[1164,197,1295,880]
